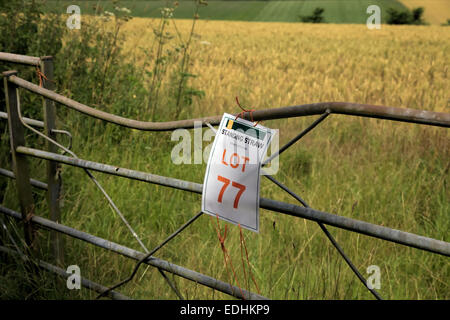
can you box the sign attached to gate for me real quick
[202,113,274,232]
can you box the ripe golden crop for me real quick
[121,18,449,115]
[401,0,450,25]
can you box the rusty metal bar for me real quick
[0,52,40,66]
[7,75,450,130]
[0,111,44,128]
[0,167,48,190]
[0,205,267,300]
[0,245,131,300]
[15,145,450,257]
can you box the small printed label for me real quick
[202,113,274,232]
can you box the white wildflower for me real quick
[115,6,131,14]
[161,7,174,19]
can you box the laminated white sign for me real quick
[202,113,274,232]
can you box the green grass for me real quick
[1,111,449,299]
[46,0,408,23]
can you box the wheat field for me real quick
[121,18,449,114]
[3,16,448,300]
[400,0,450,24]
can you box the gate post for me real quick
[3,71,36,252]
[40,56,64,266]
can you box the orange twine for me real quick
[210,215,245,299]
[238,224,261,295]
[210,216,261,298]
[235,96,259,127]
[36,66,54,87]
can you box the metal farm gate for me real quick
[0,52,449,300]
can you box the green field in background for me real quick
[46,0,408,23]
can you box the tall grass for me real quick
[1,2,449,299]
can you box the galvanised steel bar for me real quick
[8,75,450,129]
[260,198,450,257]
[17,146,204,193]
[260,114,383,298]
[263,173,307,207]
[263,110,331,166]
[264,174,382,300]
[0,245,131,300]
[0,111,44,128]
[0,112,73,147]
[98,211,204,299]
[261,117,381,297]
[262,110,381,298]
[13,96,184,299]
[0,167,48,190]
[0,205,268,300]
[51,129,72,150]
[0,52,40,66]
[16,146,450,257]
[156,268,184,300]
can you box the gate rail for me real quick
[7,72,450,129]
[1,52,449,300]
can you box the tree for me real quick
[411,7,425,24]
[386,7,426,25]
[299,7,325,23]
